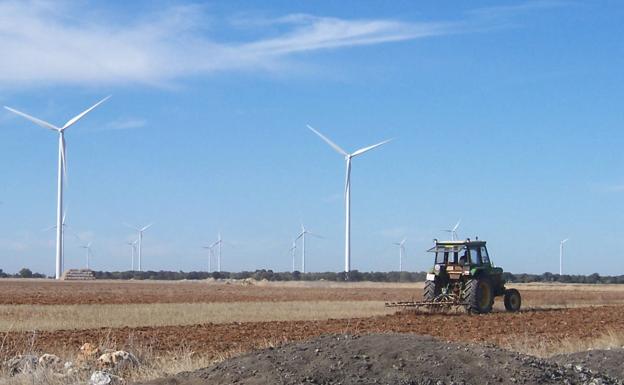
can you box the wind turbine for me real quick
[289,240,297,273]
[125,223,153,271]
[393,238,407,272]
[295,224,322,273]
[308,125,391,273]
[4,96,110,279]
[202,244,214,272]
[443,219,461,241]
[209,232,226,272]
[81,242,93,270]
[126,239,138,271]
[559,238,569,275]
[43,209,69,273]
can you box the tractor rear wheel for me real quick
[504,289,521,312]
[423,280,440,301]
[465,277,494,314]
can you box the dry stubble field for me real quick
[3,279,624,382]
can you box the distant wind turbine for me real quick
[209,232,227,272]
[202,244,215,272]
[126,239,138,271]
[559,238,569,275]
[295,224,322,274]
[308,125,392,273]
[443,219,461,241]
[81,242,93,270]
[393,238,407,272]
[43,210,69,273]
[4,96,110,279]
[125,223,153,271]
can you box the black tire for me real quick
[464,277,494,314]
[504,289,521,312]
[423,280,440,301]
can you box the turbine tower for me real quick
[81,242,93,270]
[393,238,407,272]
[443,219,461,241]
[308,125,391,273]
[559,238,569,275]
[295,224,322,273]
[44,209,69,273]
[289,239,297,273]
[209,233,225,272]
[127,239,138,271]
[125,223,152,271]
[4,96,110,279]
[203,244,214,272]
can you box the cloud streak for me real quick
[0,1,560,87]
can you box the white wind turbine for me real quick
[443,219,461,241]
[4,96,110,279]
[209,232,226,272]
[125,223,153,271]
[308,125,392,273]
[202,244,215,272]
[43,209,70,273]
[559,238,569,275]
[81,242,93,270]
[295,224,322,273]
[126,239,138,271]
[393,238,407,272]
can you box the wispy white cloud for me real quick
[0,1,562,87]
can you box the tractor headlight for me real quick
[434,264,440,271]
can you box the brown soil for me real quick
[3,305,624,361]
[140,334,618,385]
[2,280,624,307]
[0,280,420,305]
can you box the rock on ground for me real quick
[5,354,38,376]
[137,334,622,385]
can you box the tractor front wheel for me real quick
[504,289,521,312]
[465,277,494,314]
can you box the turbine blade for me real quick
[3,106,60,132]
[351,138,392,157]
[61,95,111,130]
[453,219,461,231]
[140,223,153,232]
[307,125,348,156]
[308,231,324,239]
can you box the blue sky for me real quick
[0,0,623,275]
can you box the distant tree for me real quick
[18,268,33,278]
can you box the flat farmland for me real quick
[3,278,624,380]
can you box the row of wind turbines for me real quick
[3,97,397,279]
[3,97,571,278]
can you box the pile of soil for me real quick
[552,349,624,380]
[139,334,620,385]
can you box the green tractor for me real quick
[423,239,521,314]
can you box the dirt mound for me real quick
[139,334,619,385]
[552,348,624,380]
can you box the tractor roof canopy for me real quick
[427,240,486,253]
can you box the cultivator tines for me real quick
[385,293,468,312]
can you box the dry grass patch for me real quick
[0,301,393,332]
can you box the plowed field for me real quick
[2,279,623,362]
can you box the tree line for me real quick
[3,268,624,284]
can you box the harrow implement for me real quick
[385,293,468,311]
